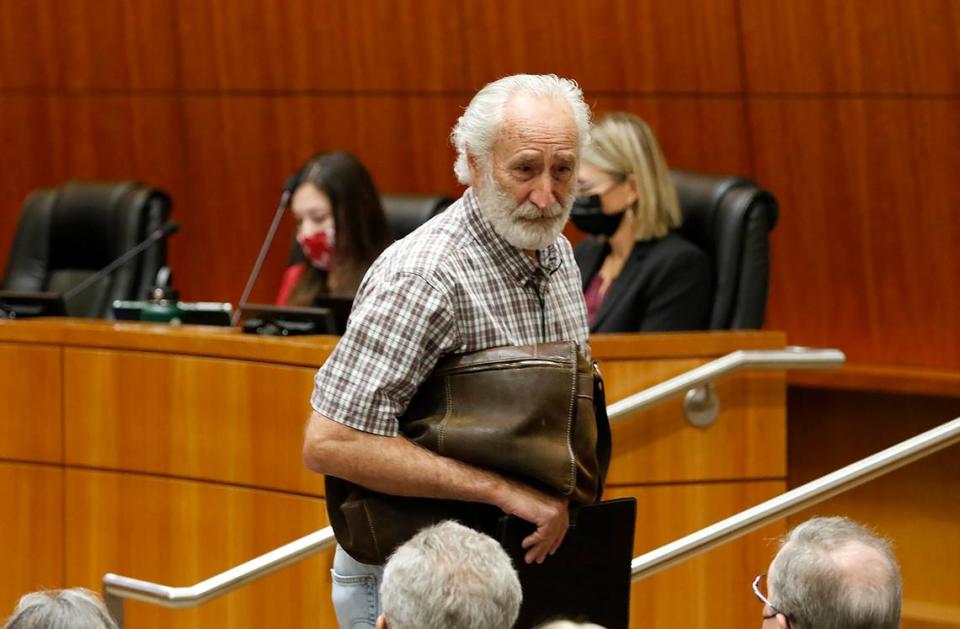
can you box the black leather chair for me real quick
[671,170,779,329]
[287,193,454,265]
[2,181,172,318]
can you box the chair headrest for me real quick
[670,170,779,330]
[671,170,779,257]
[35,181,171,270]
[381,194,455,240]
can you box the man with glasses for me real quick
[753,516,902,629]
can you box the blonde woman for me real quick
[571,113,712,332]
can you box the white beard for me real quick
[475,173,574,251]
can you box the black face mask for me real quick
[570,194,625,237]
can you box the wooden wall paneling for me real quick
[178,95,465,303]
[0,343,62,463]
[0,95,188,273]
[752,98,960,370]
[602,358,785,483]
[461,0,742,93]
[562,95,752,245]
[739,0,960,94]
[605,481,785,629]
[590,331,785,359]
[906,98,960,351]
[176,0,465,91]
[586,96,753,175]
[0,0,178,90]
[65,469,334,629]
[63,348,324,495]
[788,388,960,626]
[0,462,64,615]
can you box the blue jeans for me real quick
[331,545,384,628]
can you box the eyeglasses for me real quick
[752,573,791,627]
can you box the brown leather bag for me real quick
[325,341,612,565]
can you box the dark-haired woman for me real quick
[276,151,392,305]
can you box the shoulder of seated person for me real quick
[652,231,708,259]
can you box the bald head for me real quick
[832,539,894,589]
[768,517,901,629]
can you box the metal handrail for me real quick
[608,346,846,425]
[102,527,336,624]
[100,345,845,624]
[632,416,960,580]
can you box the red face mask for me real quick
[297,228,335,270]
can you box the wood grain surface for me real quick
[65,468,333,629]
[606,481,786,629]
[754,97,960,369]
[461,0,743,93]
[602,359,785,483]
[0,462,64,616]
[63,347,323,494]
[0,343,62,463]
[740,0,960,94]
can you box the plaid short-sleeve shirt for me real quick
[310,188,590,436]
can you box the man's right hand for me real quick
[495,478,569,565]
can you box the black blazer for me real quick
[574,231,713,333]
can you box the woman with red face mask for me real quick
[276,152,392,306]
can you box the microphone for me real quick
[62,222,180,303]
[232,174,301,326]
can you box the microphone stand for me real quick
[232,183,296,326]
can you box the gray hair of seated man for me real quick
[768,516,901,629]
[3,588,118,629]
[450,74,592,186]
[380,520,522,629]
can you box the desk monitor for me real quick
[240,304,336,336]
[113,300,233,326]
[310,296,353,335]
[180,302,233,326]
[0,291,67,319]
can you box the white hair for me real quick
[3,588,118,629]
[769,516,901,629]
[380,521,522,629]
[451,74,591,185]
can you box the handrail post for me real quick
[104,592,124,629]
[683,381,718,427]
[607,347,845,425]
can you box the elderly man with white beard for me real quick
[302,74,593,628]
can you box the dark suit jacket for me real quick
[574,231,713,333]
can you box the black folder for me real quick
[497,497,636,629]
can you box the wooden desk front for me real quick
[0,320,786,628]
